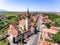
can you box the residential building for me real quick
[42,40,59,45]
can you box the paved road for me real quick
[24,33,39,45]
[10,42,18,45]
[32,33,39,45]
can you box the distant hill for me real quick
[0,9,7,12]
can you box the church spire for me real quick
[26,8,30,17]
[27,8,29,15]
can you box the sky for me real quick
[0,0,60,12]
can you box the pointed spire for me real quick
[27,8,29,15]
[26,7,30,17]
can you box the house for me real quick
[44,16,48,19]
[44,29,57,34]
[7,12,40,42]
[56,13,60,16]
[42,40,59,45]
[42,18,52,24]
[7,17,30,42]
[45,19,52,23]
[31,26,35,33]
[19,19,25,32]
[44,28,58,39]
[41,15,52,24]
[8,22,19,42]
[50,26,60,30]
[32,14,39,22]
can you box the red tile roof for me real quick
[44,16,48,19]
[44,32,49,39]
[8,29,19,37]
[19,19,25,26]
[10,22,19,30]
[42,41,48,45]
[44,28,57,38]
[50,26,60,30]
[44,28,57,34]
[8,22,19,37]
[42,41,59,45]
[32,15,39,22]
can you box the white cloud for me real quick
[0,0,7,9]
[0,0,5,3]
[0,0,8,4]
[0,0,5,5]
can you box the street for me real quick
[24,33,39,45]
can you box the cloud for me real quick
[0,0,5,5]
[0,0,8,4]
[0,0,5,2]
[0,0,7,9]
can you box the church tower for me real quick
[25,8,31,31]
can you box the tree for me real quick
[52,30,60,43]
[45,23,51,28]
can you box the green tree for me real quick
[52,30,60,43]
[45,23,51,28]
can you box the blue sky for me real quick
[0,0,60,12]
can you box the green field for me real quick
[0,13,19,34]
[0,39,9,45]
[0,13,18,45]
[3,13,17,17]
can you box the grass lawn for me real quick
[0,13,20,35]
[7,18,16,23]
[4,13,17,17]
[0,13,19,35]
[0,39,9,45]
[0,23,9,35]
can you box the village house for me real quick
[50,26,60,31]
[19,19,26,33]
[7,22,19,42]
[31,23,35,33]
[44,28,58,40]
[42,40,59,45]
[7,18,27,42]
[43,26,60,39]
[40,15,52,24]
[44,15,48,19]
[7,9,40,43]
[32,14,39,23]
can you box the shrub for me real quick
[45,23,51,28]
